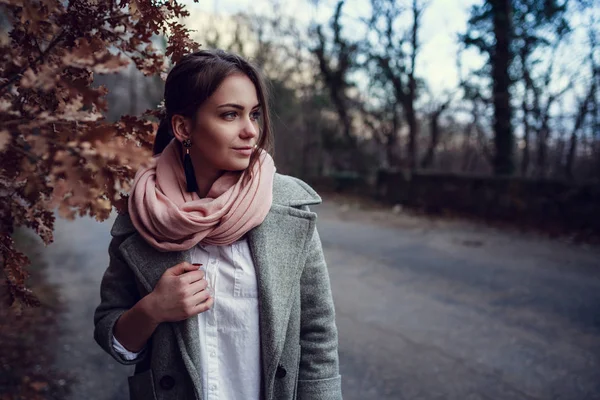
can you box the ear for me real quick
[171,114,193,143]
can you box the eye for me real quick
[250,110,262,121]
[222,111,237,121]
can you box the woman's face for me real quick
[189,73,261,176]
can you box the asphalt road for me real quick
[39,198,600,400]
[314,200,600,400]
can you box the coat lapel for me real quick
[247,174,321,398]
[118,234,203,400]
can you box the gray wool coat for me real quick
[93,173,342,400]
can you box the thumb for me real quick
[168,262,198,276]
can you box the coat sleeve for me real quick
[297,212,343,400]
[93,232,150,366]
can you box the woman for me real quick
[93,49,342,400]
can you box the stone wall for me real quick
[309,170,600,237]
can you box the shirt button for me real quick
[211,259,217,264]
[210,351,216,357]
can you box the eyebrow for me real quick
[216,103,261,110]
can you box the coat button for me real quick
[159,375,175,390]
[275,365,287,379]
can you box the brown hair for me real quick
[153,49,273,175]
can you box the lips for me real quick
[232,146,254,156]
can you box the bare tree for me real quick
[421,97,452,169]
[517,21,571,178]
[489,0,514,175]
[462,0,571,176]
[565,33,599,178]
[312,1,358,141]
[366,0,425,170]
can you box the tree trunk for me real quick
[332,91,353,139]
[520,52,532,177]
[565,82,595,178]
[406,99,418,170]
[536,125,549,178]
[565,130,578,180]
[421,104,447,169]
[420,120,437,169]
[407,0,419,170]
[490,0,514,175]
[461,122,474,172]
[521,97,530,176]
[536,93,558,178]
[386,107,402,168]
[313,17,355,142]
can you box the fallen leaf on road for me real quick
[30,381,48,391]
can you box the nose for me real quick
[240,116,258,139]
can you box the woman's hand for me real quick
[147,262,213,323]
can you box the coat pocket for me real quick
[128,369,158,400]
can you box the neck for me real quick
[193,166,223,198]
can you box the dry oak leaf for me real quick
[62,38,130,74]
[20,65,61,91]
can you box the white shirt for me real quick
[112,239,262,400]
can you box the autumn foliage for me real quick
[0,0,200,311]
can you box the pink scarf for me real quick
[128,139,276,251]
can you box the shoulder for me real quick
[272,173,322,207]
[110,212,137,238]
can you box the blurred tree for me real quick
[365,0,425,170]
[565,29,598,178]
[188,0,598,180]
[420,97,452,169]
[463,0,514,175]
[513,1,571,177]
[312,1,358,143]
[462,0,570,176]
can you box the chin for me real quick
[224,161,251,172]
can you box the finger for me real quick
[193,296,214,314]
[169,262,197,276]
[188,278,208,295]
[190,289,211,306]
[182,270,205,284]
[182,262,199,273]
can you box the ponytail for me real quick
[153,114,174,155]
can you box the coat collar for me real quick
[112,173,320,400]
[271,173,322,207]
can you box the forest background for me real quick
[1,0,599,308]
[111,0,600,182]
[105,0,600,245]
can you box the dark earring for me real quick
[182,139,199,193]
